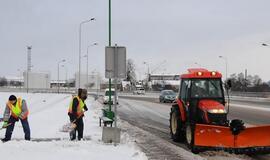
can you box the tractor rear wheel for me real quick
[170,106,185,142]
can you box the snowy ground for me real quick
[0,92,147,160]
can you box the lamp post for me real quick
[143,62,150,81]
[78,18,95,88]
[219,56,228,80]
[57,59,65,93]
[61,65,68,83]
[86,43,98,88]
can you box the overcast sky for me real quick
[1,0,270,81]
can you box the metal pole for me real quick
[79,23,82,88]
[86,46,89,88]
[26,46,32,93]
[108,0,112,112]
[225,58,228,80]
[78,18,95,88]
[57,62,60,93]
[114,44,118,127]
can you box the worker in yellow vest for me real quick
[68,88,88,141]
[1,95,30,142]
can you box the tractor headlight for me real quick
[208,109,226,114]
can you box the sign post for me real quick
[102,44,126,143]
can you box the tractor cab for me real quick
[178,69,227,126]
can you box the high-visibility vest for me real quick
[7,98,28,119]
[68,96,85,118]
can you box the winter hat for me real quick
[9,95,17,101]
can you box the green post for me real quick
[108,0,112,112]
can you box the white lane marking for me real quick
[231,103,270,112]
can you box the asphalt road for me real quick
[117,95,270,160]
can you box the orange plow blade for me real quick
[236,125,270,148]
[194,124,270,154]
[195,124,234,148]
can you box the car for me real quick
[159,90,176,103]
[103,88,118,104]
[133,88,145,95]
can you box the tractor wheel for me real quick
[170,106,185,142]
[185,124,199,154]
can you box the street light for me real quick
[219,56,228,80]
[61,65,68,83]
[78,17,96,88]
[143,62,150,81]
[57,59,66,93]
[85,43,98,88]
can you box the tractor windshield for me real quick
[191,79,223,98]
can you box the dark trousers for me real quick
[69,116,84,141]
[4,116,31,141]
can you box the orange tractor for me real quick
[170,68,270,154]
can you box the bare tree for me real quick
[0,77,7,86]
[125,59,137,87]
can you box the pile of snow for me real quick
[0,92,147,160]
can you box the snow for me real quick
[0,92,147,160]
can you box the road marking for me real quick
[231,103,270,112]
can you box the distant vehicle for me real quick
[103,88,118,104]
[133,88,145,95]
[159,90,176,103]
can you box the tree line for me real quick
[229,73,270,92]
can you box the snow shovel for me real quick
[60,112,85,133]
[59,119,77,133]
[0,123,13,131]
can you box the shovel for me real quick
[0,123,13,131]
[59,119,77,133]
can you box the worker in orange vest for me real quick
[68,88,88,141]
[1,95,30,142]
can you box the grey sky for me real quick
[1,0,270,81]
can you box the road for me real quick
[117,94,270,160]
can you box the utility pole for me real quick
[26,46,32,93]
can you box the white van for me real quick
[103,88,119,104]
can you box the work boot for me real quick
[1,138,10,143]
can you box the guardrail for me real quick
[1,87,270,98]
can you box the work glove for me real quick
[19,114,25,120]
[2,121,8,128]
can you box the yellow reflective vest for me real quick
[7,98,26,119]
[68,96,85,118]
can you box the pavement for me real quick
[117,93,270,160]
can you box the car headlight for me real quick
[208,109,226,114]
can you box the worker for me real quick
[68,88,88,141]
[1,95,31,142]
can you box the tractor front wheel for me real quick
[186,124,199,154]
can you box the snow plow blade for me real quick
[194,124,270,154]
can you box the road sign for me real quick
[105,46,126,79]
